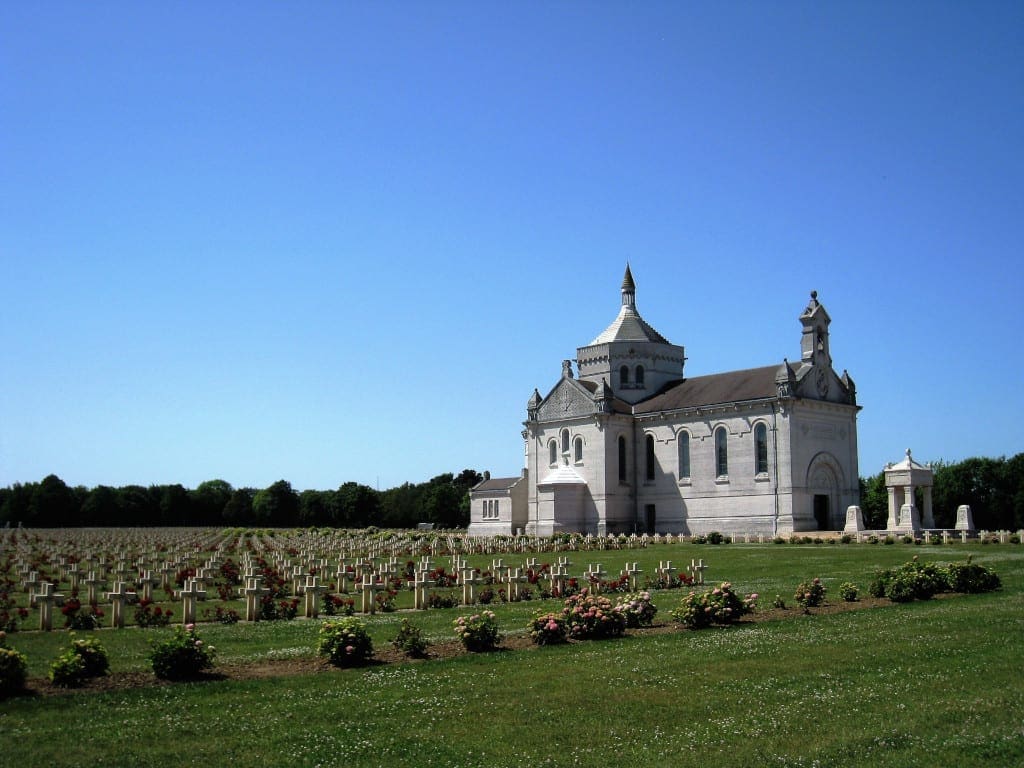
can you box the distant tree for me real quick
[192,480,234,524]
[81,486,119,526]
[932,455,1024,530]
[334,482,379,528]
[156,484,192,525]
[858,472,888,529]
[0,483,34,526]
[422,480,464,528]
[30,474,78,526]
[222,488,255,524]
[379,482,420,528]
[453,469,483,525]
[116,485,156,526]
[252,480,299,526]
[298,489,333,527]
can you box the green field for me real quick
[2,542,1022,767]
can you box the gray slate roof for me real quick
[588,304,670,345]
[633,365,779,413]
[474,477,521,492]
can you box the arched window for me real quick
[678,431,690,478]
[618,435,627,483]
[560,429,570,454]
[715,426,729,477]
[574,436,583,463]
[645,434,656,481]
[635,365,645,387]
[755,423,769,475]
[548,440,557,466]
[620,365,630,386]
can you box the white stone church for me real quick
[468,266,860,537]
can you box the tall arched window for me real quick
[620,365,630,386]
[678,431,690,478]
[754,423,769,475]
[645,434,656,481]
[618,435,627,483]
[715,426,729,477]
[573,436,583,463]
[548,440,557,466]
[560,429,570,454]
[635,365,645,387]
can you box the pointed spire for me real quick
[621,264,636,308]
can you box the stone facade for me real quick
[468,267,861,536]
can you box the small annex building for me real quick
[468,266,861,537]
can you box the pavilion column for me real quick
[922,486,935,528]
[886,486,898,530]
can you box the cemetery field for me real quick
[1,539,1023,767]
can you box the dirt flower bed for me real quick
[15,595,901,699]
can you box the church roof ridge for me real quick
[633,364,781,413]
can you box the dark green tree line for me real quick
[0,469,483,529]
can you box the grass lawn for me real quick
[2,542,1022,767]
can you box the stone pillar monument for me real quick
[884,449,934,533]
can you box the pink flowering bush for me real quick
[671,582,757,629]
[615,591,658,628]
[148,624,216,680]
[454,611,499,652]
[794,578,826,611]
[562,589,627,640]
[319,617,374,667]
[528,611,568,646]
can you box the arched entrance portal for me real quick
[807,453,843,531]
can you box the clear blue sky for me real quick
[2,2,1022,492]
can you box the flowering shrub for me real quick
[615,591,658,628]
[838,582,859,602]
[148,624,216,680]
[1,587,30,632]
[321,594,355,616]
[528,611,568,646]
[427,592,458,609]
[671,582,757,629]
[644,571,694,591]
[428,567,458,588]
[70,634,109,676]
[61,598,104,630]
[260,596,299,621]
[49,649,85,687]
[772,595,787,609]
[134,598,172,628]
[563,589,627,640]
[871,557,951,603]
[203,605,241,624]
[319,618,374,666]
[375,588,398,612]
[391,619,428,658]
[945,557,1001,594]
[794,578,826,610]
[49,635,109,687]
[454,611,500,652]
[0,631,28,697]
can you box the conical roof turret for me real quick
[589,265,669,345]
